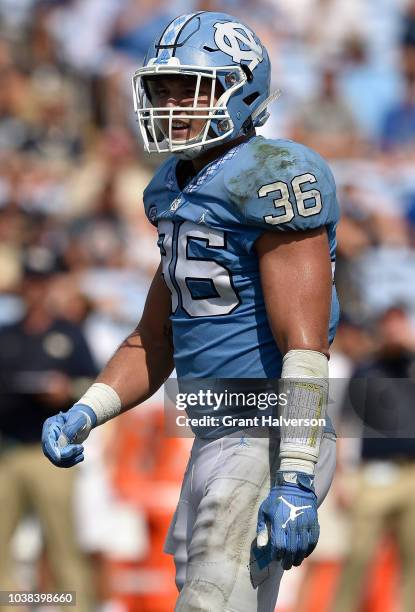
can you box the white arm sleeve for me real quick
[279,349,328,475]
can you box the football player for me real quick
[42,11,339,611]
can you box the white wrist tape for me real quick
[279,350,328,475]
[75,383,122,426]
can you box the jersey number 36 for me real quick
[259,173,322,225]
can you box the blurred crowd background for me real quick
[1,0,415,610]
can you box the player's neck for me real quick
[190,132,255,174]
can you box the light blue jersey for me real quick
[144,135,340,383]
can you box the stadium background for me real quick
[1,0,415,610]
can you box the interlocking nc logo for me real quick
[214,22,263,72]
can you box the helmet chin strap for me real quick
[173,90,282,160]
[172,125,227,160]
[173,134,232,160]
[172,119,243,160]
[175,145,205,160]
[251,89,282,127]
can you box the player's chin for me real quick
[171,128,191,141]
[170,126,201,144]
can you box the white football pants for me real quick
[164,429,336,612]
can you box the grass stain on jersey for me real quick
[227,142,295,208]
[253,143,295,171]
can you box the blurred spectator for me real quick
[0,248,97,611]
[334,168,415,319]
[381,72,415,152]
[23,68,84,161]
[304,0,369,61]
[46,0,125,76]
[333,305,415,612]
[401,0,415,49]
[330,316,374,379]
[68,175,126,268]
[400,0,415,83]
[0,41,30,153]
[291,63,362,158]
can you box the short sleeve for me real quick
[224,138,340,250]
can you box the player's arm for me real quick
[256,225,331,473]
[256,225,332,470]
[95,263,174,409]
[256,226,331,357]
[42,264,174,467]
[255,227,332,570]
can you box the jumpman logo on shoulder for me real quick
[278,496,312,529]
[198,210,207,224]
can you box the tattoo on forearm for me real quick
[119,328,143,349]
[119,322,173,352]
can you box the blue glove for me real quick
[41,404,97,468]
[256,471,319,570]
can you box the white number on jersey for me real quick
[158,220,239,317]
[259,173,322,225]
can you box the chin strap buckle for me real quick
[252,89,282,127]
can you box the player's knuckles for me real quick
[44,421,61,439]
[42,439,59,462]
[298,531,309,554]
[296,516,308,547]
[272,527,286,559]
[62,415,86,440]
[60,446,83,460]
[43,434,62,460]
[287,526,298,555]
[282,555,295,571]
[57,451,83,468]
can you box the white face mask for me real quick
[132,63,247,157]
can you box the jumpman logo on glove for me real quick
[278,496,312,528]
[256,471,319,570]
